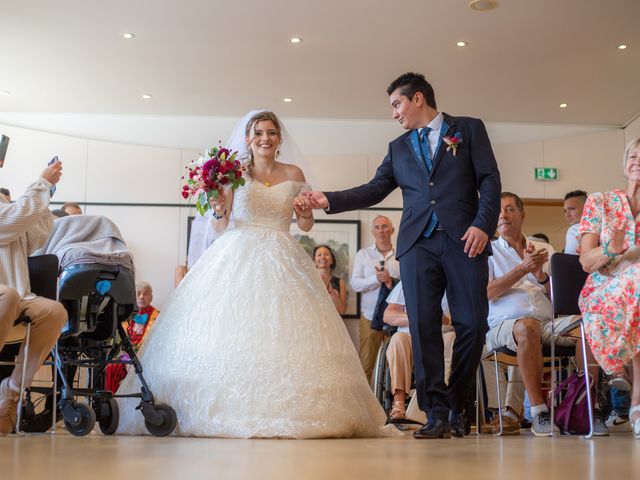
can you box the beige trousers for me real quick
[386,329,457,394]
[359,316,384,384]
[0,285,67,388]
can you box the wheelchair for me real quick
[372,326,422,428]
[20,262,177,437]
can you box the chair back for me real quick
[27,254,59,300]
[550,253,589,317]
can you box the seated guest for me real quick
[314,245,347,315]
[61,202,82,215]
[105,281,158,393]
[578,137,640,440]
[383,281,453,421]
[0,162,67,434]
[485,192,605,436]
[563,190,587,254]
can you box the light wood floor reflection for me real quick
[1,431,638,480]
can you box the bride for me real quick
[116,110,390,438]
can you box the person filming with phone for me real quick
[350,215,400,384]
[0,157,67,435]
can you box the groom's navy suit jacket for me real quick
[325,112,501,415]
[325,113,501,258]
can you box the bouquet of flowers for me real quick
[181,144,245,216]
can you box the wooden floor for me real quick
[1,430,638,480]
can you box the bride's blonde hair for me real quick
[244,111,282,178]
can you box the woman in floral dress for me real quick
[578,137,640,439]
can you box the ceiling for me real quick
[1,0,639,126]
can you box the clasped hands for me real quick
[520,243,549,281]
[375,266,393,289]
[293,195,313,219]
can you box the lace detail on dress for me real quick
[116,180,392,438]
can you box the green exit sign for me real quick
[534,167,558,181]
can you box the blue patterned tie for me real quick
[420,128,433,172]
[420,128,439,237]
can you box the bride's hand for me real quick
[209,191,226,214]
[293,195,312,218]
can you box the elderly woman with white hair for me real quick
[578,137,640,439]
[105,280,159,393]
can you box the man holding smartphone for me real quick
[350,215,400,384]
[0,159,67,434]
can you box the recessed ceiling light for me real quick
[283,98,293,103]
[141,94,152,99]
[618,44,628,50]
[122,33,136,39]
[456,41,467,47]
[559,103,568,109]
[290,37,303,44]
[0,91,10,95]
[468,0,498,11]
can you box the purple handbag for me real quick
[551,371,593,434]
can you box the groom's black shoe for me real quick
[414,418,451,439]
[449,412,465,438]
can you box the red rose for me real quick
[220,176,229,185]
[181,191,189,199]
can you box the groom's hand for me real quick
[461,226,489,258]
[301,191,329,210]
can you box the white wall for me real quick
[625,115,640,146]
[495,129,626,197]
[0,116,633,307]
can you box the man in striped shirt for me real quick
[0,161,67,435]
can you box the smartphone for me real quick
[0,135,9,168]
[48,156,58,196]
[379,260,385,271]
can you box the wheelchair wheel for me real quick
[373,337,391,406]
[97,398,119,435]
[144,403,177,437]
[64,402,96,437]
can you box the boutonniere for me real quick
[443,132,463,156]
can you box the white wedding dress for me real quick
[116,180,389,438]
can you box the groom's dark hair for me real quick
[387,72,437,109]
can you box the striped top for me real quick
[0,178,54,298]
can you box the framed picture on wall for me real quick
[290,219,361,318]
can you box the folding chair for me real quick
[549,252,593,438]
[479,342,575,435]
[0,254,59,434]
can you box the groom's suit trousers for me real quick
[399,230,489,419]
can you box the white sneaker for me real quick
[605,411,632,433]
[531,411,559,437]
[592,412,609,436]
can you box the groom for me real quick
[304,72,501,438]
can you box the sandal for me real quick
[389,400,406,421]
[630,405,640,439]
